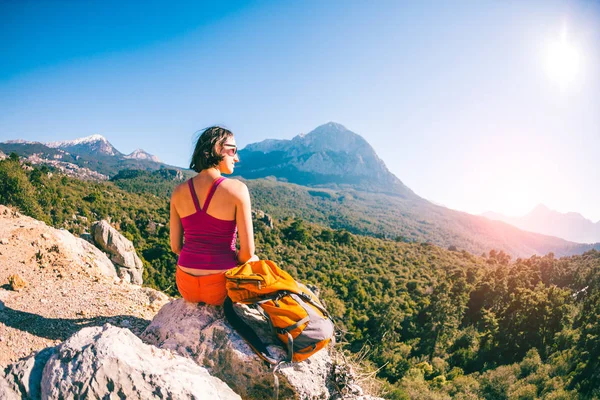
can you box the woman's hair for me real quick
[189,126,234,172]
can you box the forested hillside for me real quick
[1,156,599,399]
[244,179,600,259]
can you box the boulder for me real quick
[2,347,56,399]
[142,299,335,399]
[91,220,143,284]
[53,228,117,279]
[1,325,240,399]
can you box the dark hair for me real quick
[189,126,234,172]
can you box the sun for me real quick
[544,25,583,90]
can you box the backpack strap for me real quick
[188,179,201,212]
[202,177,226,211]
[223,297,277,365]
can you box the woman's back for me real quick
[172,175,240,272]
[173,174,238,222]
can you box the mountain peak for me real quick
[235,122,417,199]
[124,149,160,163]
[304,122,354,137]
[531,204,551,214]
[47,134,108,148]
[46,134,120,156]
[315,122,348,132]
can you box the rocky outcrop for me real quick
[0,204,169,367]
[0,205,117,281]
[0,300,382,400]
[53,228,117,280]
[141,299,379,400]
[252,210,274,229]
[91,220,143,284]
[1,324,240,399]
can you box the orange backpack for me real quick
[225,260,334,363]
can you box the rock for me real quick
[0,238,8,245]
[79,232,94,244]
[91,220,143,285]
[0,373,19,400]
[142,287,169,304]
[252,210,274,229]
[53,229,117,280]
[142,299,334,399]
[2,347,56,399]
[0,325,240,400]
[7,275,26,291]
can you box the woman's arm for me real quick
[235,182,257,264]
[169,195,183,255]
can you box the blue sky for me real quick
[1,0,599,222]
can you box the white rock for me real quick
[91,221,143,284]
[2,347,56,399]
[40,324,240,399]
[142,299,334,399]
[53,229,117,280]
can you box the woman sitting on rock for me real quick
[170,126,258,305]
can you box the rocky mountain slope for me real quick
[0,205,168,367]
[234,122,418,199]
[0,135,167,178]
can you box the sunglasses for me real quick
[222,144,238,157]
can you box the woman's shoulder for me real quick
[171,179,191,199]
[220,177,249,196]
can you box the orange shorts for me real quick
[175,267,228,306]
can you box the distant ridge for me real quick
[0,135,166,177]
[47,134,109,148]
[483,204,600,244]
[46,134,121,156]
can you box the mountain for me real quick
[483,204,600,244]
[0,135,168,178]
[47,134,121,156]
[124,149,161,162]
[234,122,418,199]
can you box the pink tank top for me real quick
[177,177,237,270]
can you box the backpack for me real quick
[224,260,334,364]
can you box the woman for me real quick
[170,126,258,305]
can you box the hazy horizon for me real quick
[2,1,599,221]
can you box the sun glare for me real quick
[544,25,583,90]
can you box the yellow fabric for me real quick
[225,260,299,303]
